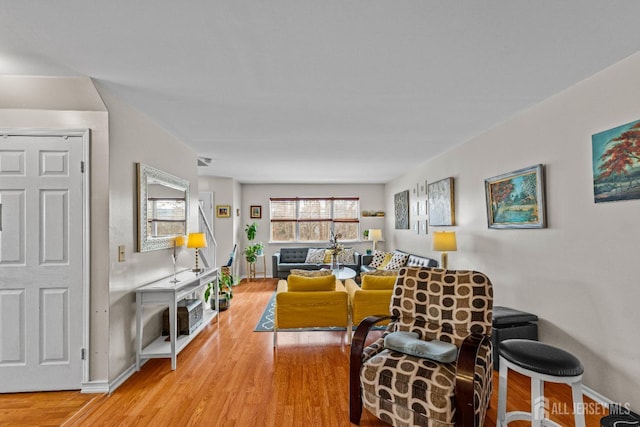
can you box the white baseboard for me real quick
[80,380,109,394]
[108,363,141,393]
[80,361,144,394]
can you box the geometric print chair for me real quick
[349,267,493,427]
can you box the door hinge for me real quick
[81,348,86,360]
[80,161,85,173]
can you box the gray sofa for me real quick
[272,247,361,279]
[360,249,438,273]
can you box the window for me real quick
[147,198,186,237]
[270,197,359,242]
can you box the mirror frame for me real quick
[136,162,190,252]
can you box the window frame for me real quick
[269,197,360,243]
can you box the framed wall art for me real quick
[394,190,409,229]
[250,205,262,219]
[484,164,546,229]
[592,119,640,203]
[427,177,455,226]
[216,205,231,218]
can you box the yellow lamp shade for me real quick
[187,232,207,249]
[432,231,457,252]
[367,229,383,241]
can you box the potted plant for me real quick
[254,241,264,256]
[243,244,259,263]
[245,222,258,242]
[244,222,264,262]
[204,270,236,311]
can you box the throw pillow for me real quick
[383,251,410,270]
[384,331,458,363]
[376,253,394,270]
[361,269,399,277]
[369,250,392,268]
[323,249,333,263]
[287,274,336,291]
[337,248,355,264]
[290,269,331,277]
[361,275,396,290]
[305,248,326,264]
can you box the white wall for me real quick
[386,52,640,409]
[199,176,242,276]
[95,83,199,381]
[1,77,203,386]
[241,183,385,277]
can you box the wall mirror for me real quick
[137,163,190,252]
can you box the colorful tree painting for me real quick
[592,119,640,203]
[484,164,546,229]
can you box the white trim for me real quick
[107,362,142,394]
[80,381,109,394]
[582,383,614,407]
[80,129,91,394]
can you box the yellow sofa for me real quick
[345,274,397,327]
[274,274,350,346]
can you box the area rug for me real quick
[254,292,351,332]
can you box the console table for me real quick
[136,269,218,370]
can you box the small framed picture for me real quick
[250,205,262,219]
[216,205,231,218]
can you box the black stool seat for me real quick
[601,415,640,427]
[500,339,584,377]
[493,306,538,326]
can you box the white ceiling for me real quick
[1,1,640,183]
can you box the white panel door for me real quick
[0,133,86,392]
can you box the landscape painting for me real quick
[592,119,640,203]
[484,164,546,229]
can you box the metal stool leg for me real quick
[571,381,586,427]
[531,377,544,427]
[497,356,508,426]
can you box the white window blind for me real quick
[270,197,359,242]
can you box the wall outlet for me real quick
[118,245,125,262]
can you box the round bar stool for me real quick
[497,339,585,427]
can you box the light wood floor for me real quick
[0,279,606,426]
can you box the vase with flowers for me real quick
[328,231,344,270]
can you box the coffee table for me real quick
[331,267,357,281]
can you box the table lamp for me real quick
[368,229,383,252]
[170,235,186,283]
[187,232,207,274]
[432,231,457,270]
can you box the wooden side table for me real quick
[247,254,266,279]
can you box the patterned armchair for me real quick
[349,267,493,427]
